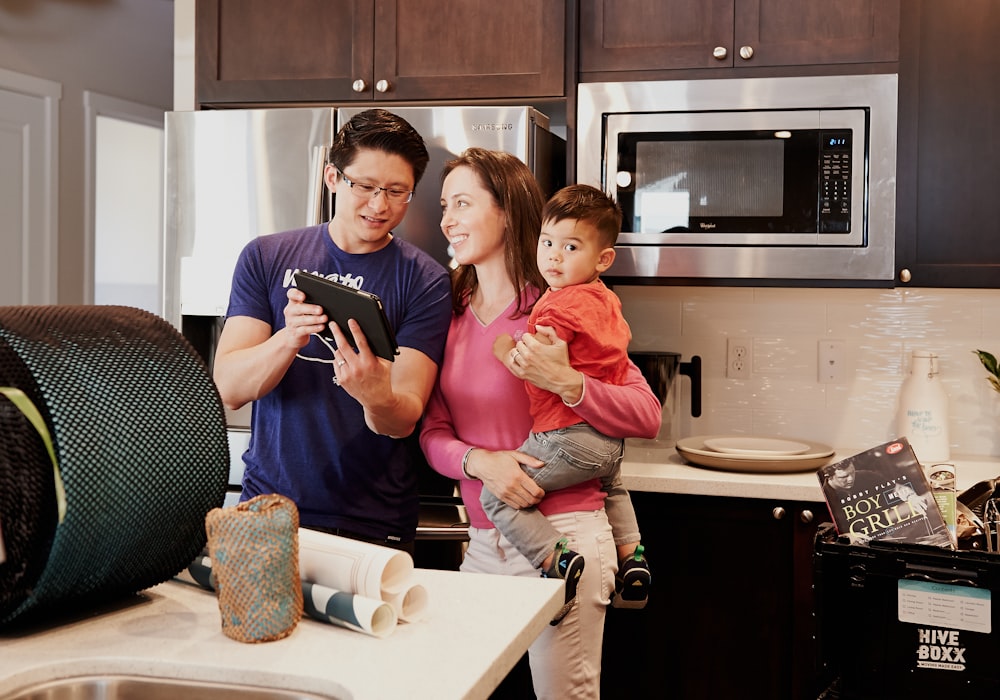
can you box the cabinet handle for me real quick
[800,509,814,524]
[899,268,912,283]
[772,506,786,520]
[739,45,754,60]
[352,79,368,93]
[712,46,728,60]
[375,79,391,93]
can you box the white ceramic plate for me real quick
[676,435,835,474]
[702,436,812,456]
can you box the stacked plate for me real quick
[676,435,835,473]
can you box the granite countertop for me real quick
[0,569,562,700]
[620,441,1000,503]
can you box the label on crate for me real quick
[898,579,991,634]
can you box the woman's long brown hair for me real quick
[440,148,547,318]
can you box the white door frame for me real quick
[0,67,60,304]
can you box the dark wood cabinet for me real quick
[602,492,824,699]
[895,0,1000,287]
[579,0,899,76]
[196,0,566,106]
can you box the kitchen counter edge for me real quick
[621,443,1000,504]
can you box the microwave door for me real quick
[622,132,818,239]
[606,109,866,248]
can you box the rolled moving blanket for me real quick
[0,305,229,625]
[0,344,58,618]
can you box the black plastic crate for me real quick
[814,523,1000,699]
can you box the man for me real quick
[821,460,883,503]
[214,109,451,551]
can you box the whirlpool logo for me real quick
[471,122,514,132]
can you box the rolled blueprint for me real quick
[297,527,414,597]
[302,581,397,638]
[384,582,429,623]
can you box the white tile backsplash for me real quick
[618,285,1000,457]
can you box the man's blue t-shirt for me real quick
[226,223,451,541]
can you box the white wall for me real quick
[620,285,1000,457]
[0,0,173,303]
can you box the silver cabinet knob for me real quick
[352,79,368,93]
[772,506,786,520]
[739,45,754,60]
[800,509,815,524]
[899,268,912,283]
[713,46,728,60]
[375,79,391,93]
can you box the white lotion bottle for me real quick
[897,350,951,463]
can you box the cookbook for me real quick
[817,437,953,548]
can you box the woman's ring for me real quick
[511,351,520,364]
[337,359,347,367]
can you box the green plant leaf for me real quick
[974,349,1000,393]
[975,349,1000,375]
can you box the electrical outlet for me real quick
[818,340,846,383]
[727,337,751,379]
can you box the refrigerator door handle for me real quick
[309,145,329,225]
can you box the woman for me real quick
[419,148,660,698]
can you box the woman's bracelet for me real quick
[461,447,478,480]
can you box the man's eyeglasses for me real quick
[338,170,413,203]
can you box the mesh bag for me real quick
[205,494,303,643]
[0,305,229,625]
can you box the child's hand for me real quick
[493,333,516,365]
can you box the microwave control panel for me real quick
[819,131,853,233]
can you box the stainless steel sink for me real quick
[0,675,342,700]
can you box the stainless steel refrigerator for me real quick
[163,105,565,430]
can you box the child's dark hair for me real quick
[329,109,430,187]
[542,184,622,249]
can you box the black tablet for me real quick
[293,271,400,361]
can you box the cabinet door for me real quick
[736,0,900,67]
[197,0,565,105]
[196,0,374,105]
[579,0,899,75]
[601,493,823,698]
[895,0,1000,287]
[579,0,734,73]
[374,0,565,100]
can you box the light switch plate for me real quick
[818,340,846,383]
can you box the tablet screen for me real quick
[293,271,399,361]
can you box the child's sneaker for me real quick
[542,537,585,625]
[612,544,650,609]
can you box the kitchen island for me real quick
[0,568,562,700]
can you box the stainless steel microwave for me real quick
[577,74,898,284]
